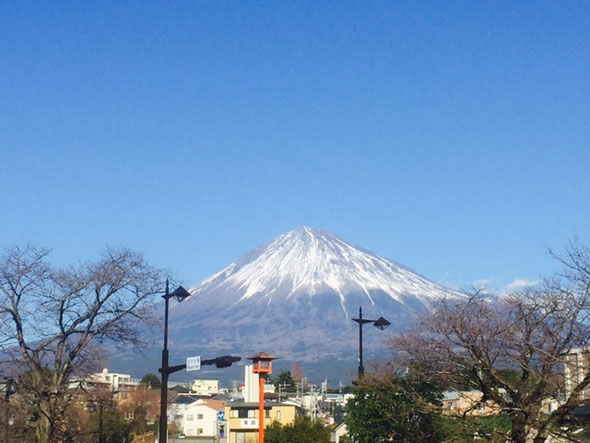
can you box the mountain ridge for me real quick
[185,226,459,318]
[112,227,461,382]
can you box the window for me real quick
[197,428,203,434]
[248,409,255,418]
[265,409,270,418]
[187,415,194,421]
[238,409,248,418]
[231,410,239,418]
[276,411,281,420]
[197,414,203,419]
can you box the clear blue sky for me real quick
[1,1,589,292]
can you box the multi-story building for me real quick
[191,379,220,396]
[564,347,590,400]
[179,398,225,438]
[87,368,142,392]
[242,365,275,402]
[224,402,300,443]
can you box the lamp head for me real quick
[170,285,191,303]
[373,316,391,330]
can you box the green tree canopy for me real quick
[265,416,330,443]
[140,373,161,389]
[272,370,296,391]
[345,370,444,443]
[89,410,131,443]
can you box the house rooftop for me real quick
[246,352,277,360]
[227,401,294,408]
[196,399,225,411]
[171,395,200,405]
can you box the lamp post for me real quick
[352,306,390,379]
[157,280,241,443]
[158,280,191,443]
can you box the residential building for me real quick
[169,395,200,425]
[224,402,301,443]
[191,379,219,396]
[87,368,142,392]
[441,390,501,416]
[180,398,225,438]
[564,347,590,400]
[330,421,348,443]
[243,365,274,402]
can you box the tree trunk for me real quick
[511,413,529,443]
[33,398,52,443]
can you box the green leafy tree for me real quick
[140,373,161,389]
[265,416,330,443]
[89,410,131,443]
[437,414,513,442]
[272,370,296,391]
[345,370,444,443]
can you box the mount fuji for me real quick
[163,227,460,368]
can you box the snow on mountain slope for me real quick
[162,227,461,363]
[112,228,462,379]
[187,226,458,316]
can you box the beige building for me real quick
[224,402,300,443]
[441,390,501,416]
[564,347,590,400]
[191,379,220,396]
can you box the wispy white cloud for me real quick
[505,279,538,290]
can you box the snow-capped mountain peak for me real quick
[188,227,457,314]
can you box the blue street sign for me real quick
[218,409,225,421]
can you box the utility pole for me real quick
[278,382,288,403]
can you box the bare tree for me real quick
[390,240,590,443]
[0,245,164,442]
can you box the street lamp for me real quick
[158,280,241,443]
[159,280,191,443]
[352,306,390,379]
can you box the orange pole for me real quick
[259,374,265,443]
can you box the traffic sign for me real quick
[186,356,201,371]
[218,409,225,421]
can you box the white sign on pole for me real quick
[186,356,201,371]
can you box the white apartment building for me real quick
[180,398,225,437]
[89,368,141,391]
[191,379,219,396]
[68,368,142,392]
[243,365,275,402]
